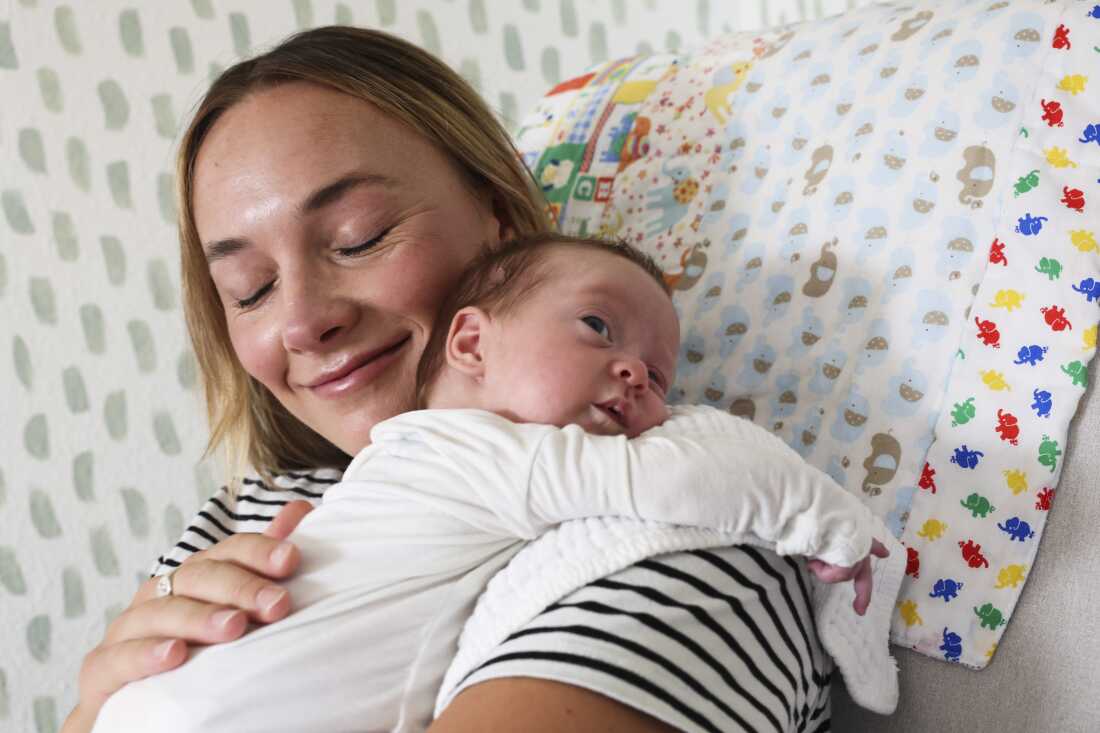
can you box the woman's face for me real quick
[194,82,506,455]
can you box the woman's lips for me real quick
[308,336,410,399]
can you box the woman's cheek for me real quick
[229,317,287,392]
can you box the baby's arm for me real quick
[528,404,875,567]
[371,406,874,567]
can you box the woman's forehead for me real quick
[191,83,457,234]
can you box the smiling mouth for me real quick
[306,335,411,391]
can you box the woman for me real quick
[65,26,833,733]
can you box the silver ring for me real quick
[155,568,178,598]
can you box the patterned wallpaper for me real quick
[0,1,874,730]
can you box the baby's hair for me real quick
[415,232,671,408]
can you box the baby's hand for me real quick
[805,539,890,616]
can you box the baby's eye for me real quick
[581,315,610,339]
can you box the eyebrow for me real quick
[203,173,397,263]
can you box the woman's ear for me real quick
[445,307,491,381]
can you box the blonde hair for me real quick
[178,26,550,483]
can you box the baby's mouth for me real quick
[593,401,628,432]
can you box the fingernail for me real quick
[257,586,287,615]
[153,639,178,662]
[270,542,293,567]
[211,609,241,630]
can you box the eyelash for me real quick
[233,229,390,310]
[582,315,666,391]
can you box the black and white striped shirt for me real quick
[154,471,832,733]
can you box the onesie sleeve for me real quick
[528,404,877,567]
[372,407,875,566]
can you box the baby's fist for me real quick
[806,539,890,616]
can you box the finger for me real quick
[105,594,251,645]
[809,562,857,584]
[264,500,315,540]
[852,559,874,616]
[79,637,187,708]
[870,538,890,558]
[132,559,291,623]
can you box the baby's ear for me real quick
[445,307,490,380]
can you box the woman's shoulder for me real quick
[150,468,342,576]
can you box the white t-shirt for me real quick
[95,405,872,732]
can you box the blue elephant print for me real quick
[740,144,771,196]
[901,171,939,230]
[736,241,765,291]
[867,49,903,95]
[763,274,796,325]
[1003,12,1046,60]
[724,212,751,257]
[997,516,1036,542]
[857,207,890,259]
[936,216,978,276]
[839,277,873,331]
[771,372,801,420]
[847,107,878,154]
[857,318,891,372]
[788,305,825,358]
[974,71,1021,129]
[827,175,857,222]
[1014,213,1048,236]
[697,272,727,315]
[737,336,777,390]
[702,369,728,406]
[810,346,848,395]
[1072,277,1100,303]
[828,80,858,129]
[830,383,870,443]
[940,627,963,662]
[921,102,962,158]
[678,328,707,378]
[891,71,930,120]
[716,304,751,358]
[912,289,953,345]
[869,129,909,187]
[779,208,810,260]
[784,116,814,165]
[882,247,916,304]
[791,408,824,459]
[884,359,929,417]
[884,485,916,538]
[1031,388,1053,418]
[929,578,965,603]
[946,40,983,86]
[1014,344,1048,366]
[825,454,848,488]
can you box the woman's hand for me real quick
[62,500,315,733]
[805,538,891,616]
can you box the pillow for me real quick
[513,0,1099,670]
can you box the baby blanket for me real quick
[438,516,907,715]
[511,0,1099,669]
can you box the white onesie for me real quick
[94,405,877,732]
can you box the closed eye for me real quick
[336,227,391,257]
[235,280,274,310]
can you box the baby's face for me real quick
[481,248,679,438]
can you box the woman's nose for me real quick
[279,273,358,353]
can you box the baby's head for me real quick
[417,233,679,437]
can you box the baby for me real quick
[95,234,885,732]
